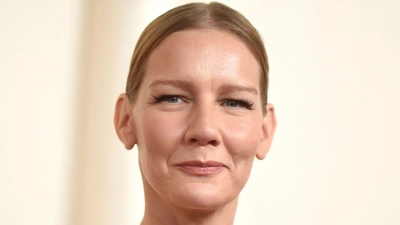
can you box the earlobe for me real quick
[114,93,136,150]
[256,103,277,160]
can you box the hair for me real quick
[126,2,269,113]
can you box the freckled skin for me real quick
[131,29,268,224]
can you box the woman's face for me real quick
[130,29,273,209]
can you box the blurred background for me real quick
[1,0,399,224]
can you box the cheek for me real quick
[137,110,185,175]
[225,116,262,155]
[142,110,186,147]
[143,111,173,148]
[222,116,262,174]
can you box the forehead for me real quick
[144,29,261,88]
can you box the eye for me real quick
[153,95,183,103]
[225,100,239,107]
[223,99,254,109]
[165,96,181,103]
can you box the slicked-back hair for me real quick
[126,2,269,113]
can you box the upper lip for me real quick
[176,160,225,167]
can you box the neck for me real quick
[140,182,238,225]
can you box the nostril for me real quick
[208,140,218,146]
[189,138,197,144]
[188,138,218,146]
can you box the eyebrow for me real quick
[149,79,258,95]
[149,79,196,90]
[219,83,258,95]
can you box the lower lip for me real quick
[178,166,224,176]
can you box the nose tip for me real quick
[184,108,221,147]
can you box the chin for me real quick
[168,182,239,210]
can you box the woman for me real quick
[114,2,276,224]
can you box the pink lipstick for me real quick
[176,160,225,176]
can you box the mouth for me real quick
[175,160,225,176]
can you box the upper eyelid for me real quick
[221,96,254,103]
[149,86,191,98]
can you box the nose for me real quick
[184,104,222,147]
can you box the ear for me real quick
[256,103,277,160]
[114,93,136,150]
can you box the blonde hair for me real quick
[126,2,269,113]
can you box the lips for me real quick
[176,160,225,176]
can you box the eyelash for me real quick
[152,94,185,103]
[224,99,254,109]
[152,94,254,109]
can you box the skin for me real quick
[115,29,276,225]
